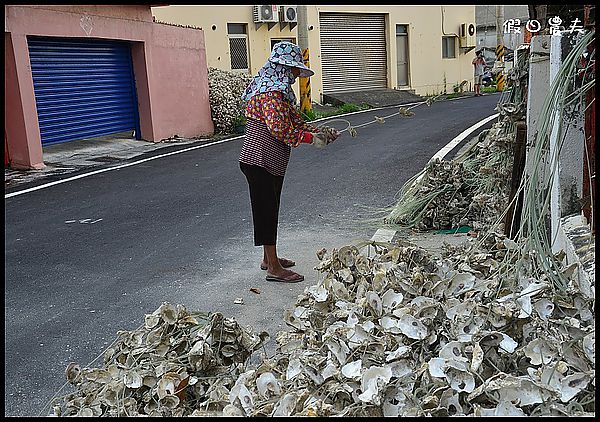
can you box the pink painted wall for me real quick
[146,23,213,141]
[4,5,214,169]
[4,32,45,169]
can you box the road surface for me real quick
[4,93,499,416]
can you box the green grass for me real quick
[233,115,247,125]
[301,109,329,121]
[482,86,498,93]
[302,102,370,121]
[338,103,368,113]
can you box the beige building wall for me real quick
[152,5,475,103]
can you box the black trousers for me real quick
[240,162,284,246]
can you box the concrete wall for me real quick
[553,34,585,217]
[548,32,587,251]
[151,5,475,101]
[26,5,155,22]
[4,31,45,169]
[144,23,214,141]
[4,5,213,169]
[476,5,529,50]
[525,34,551,184]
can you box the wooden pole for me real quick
[504,121,527,238]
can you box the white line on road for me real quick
[4,137,243,199]
[6,103,415,199]
[5,111,499,200]
[430,113,499,162]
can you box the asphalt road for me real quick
[4,93,499,416]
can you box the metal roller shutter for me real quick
[319,13,387,94]
[28,37,140,146]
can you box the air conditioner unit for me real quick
[253,5,279,23]
[459,23,476,48]
[280,5,297,22]
[278,5,297,30]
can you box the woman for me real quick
[472,49,487,97]
[239,41,338,283]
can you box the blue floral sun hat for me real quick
[268,41,314,77]
[242,41,314,103]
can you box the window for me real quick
[396,24,408,35]
[270,38,296,51]
[228,23,249,72]
[442,36,456,59]
[227,23,246,34]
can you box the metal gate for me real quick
[319,13,387,94]
[28,37,140,146]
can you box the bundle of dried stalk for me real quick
[385,118,515,232]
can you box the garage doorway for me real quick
[28,36,140,146]
[319,13,387,94]
[396,24,410,87]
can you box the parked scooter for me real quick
[482,69,494,87]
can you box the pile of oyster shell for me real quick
[386,119,514,231]
[207,67,252,134]
[51,233,594,417]
[50,305,269,416]
[230,239,594,417]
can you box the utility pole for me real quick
[297,5,312,114]
[495,5,505,91]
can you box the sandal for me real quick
[265,270,304,283]
[260,257,296,270]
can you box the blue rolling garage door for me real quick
[28,37,140,146]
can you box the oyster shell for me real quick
[397,314,428,340]
[256,372,281,398]
[341,360,362,380]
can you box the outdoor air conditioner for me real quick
[280,5,297,22]
[279,5,297,30]
[459,23,476,48]
[253,5,279,23]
